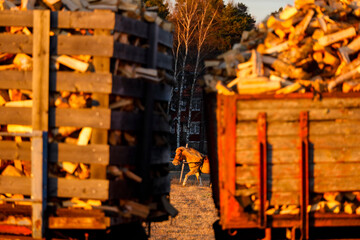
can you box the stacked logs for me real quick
[0,0,173,30]
[0,7,173,226]
[205,0,360,95]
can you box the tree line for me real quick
[144,0,256,148]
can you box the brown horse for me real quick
[172,147,210,186]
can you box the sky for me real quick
[227,0,294,23]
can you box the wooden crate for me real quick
[206,92,360,232]
[0,10,173,239]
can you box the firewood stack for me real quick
[0,4,174,230]
[262,192,360,215]
[205,0,360,95]
[0,0,173,30]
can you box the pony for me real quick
[172,146,210,186]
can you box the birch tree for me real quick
[171,0,199,148]
[185,0,218,144]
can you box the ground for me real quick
[149,171,218,240]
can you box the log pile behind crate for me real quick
[205,0,360,95]
[0,9,174,239]
[0,0,173,31]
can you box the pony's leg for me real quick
[196,172,203,186]
[183,169,196,186]
[182,173,190,186]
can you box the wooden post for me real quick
[138,23,158,198]
[32,10,50,239]
[91,10,111,179]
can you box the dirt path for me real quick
[150,172,218,240]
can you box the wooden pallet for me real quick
[0,10,173,239]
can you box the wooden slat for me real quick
[0,71,32,90]
[0,10,33,27]
[0,107,32,125]
[269,192,299,205]
[109,146,137,165]
[237,98,360,110]
[109,146,170,165]
[0,34,32,54]
[0,10,115,29]
[237,163,360,182]
[236,149,300,164]
[158,28,173,48]
[314,177,360,192]
[110,111,169,132]
[91,25,111,180]
[51,35,113,56]
[237,108,360,121]
[32,10,50,239]
[237,148,360,165]
[237,135,360,151]
[0,176,31,195]
[50,71,112,94]
[157,52,173,71]
[48,178,109,199]
[113,42,147,64]
[112,76,172,101]
[114,15,148,39]
[237,122,298,137]
[48,217,110,229]
[49,108,111,129]
[314,148,360,163]
[54,11,115,29]
[235,176,360,192]
[237,136,299,151]
[0,141,31,161]
[237,121,360,137]
[49,143,109,165]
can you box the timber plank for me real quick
[0,141,31,161]
[0,10,115,29]
[48,178,109,199]
[237,122,299,137]
[235,176,360,192]
[0,71,32,90]
[237,121,360,137]
[48,217,110,229]
[237,98,360,110]
[51,35,113,56]
[54,11,115,29]
[0,176,31,195]
[237,148,360,165]
[49,108,111,129]
[113,43,147,64]
[157,52,173,71]
[236,149,300,164]
[50,71,112,94]
[237,135,360,151]
[91,26,111,180]
[0,34,32,54]
[114,15,148,39]
[49,143,109,165]
[236,136,299,151]
[236,163,360,181]
[158,28,173,48]
[110,112,169,132]
[0,107,32,125]
[0,10,33,27]
[112,76,172,101]
[237,108,360,121]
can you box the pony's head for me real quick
[172,147,186,166]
